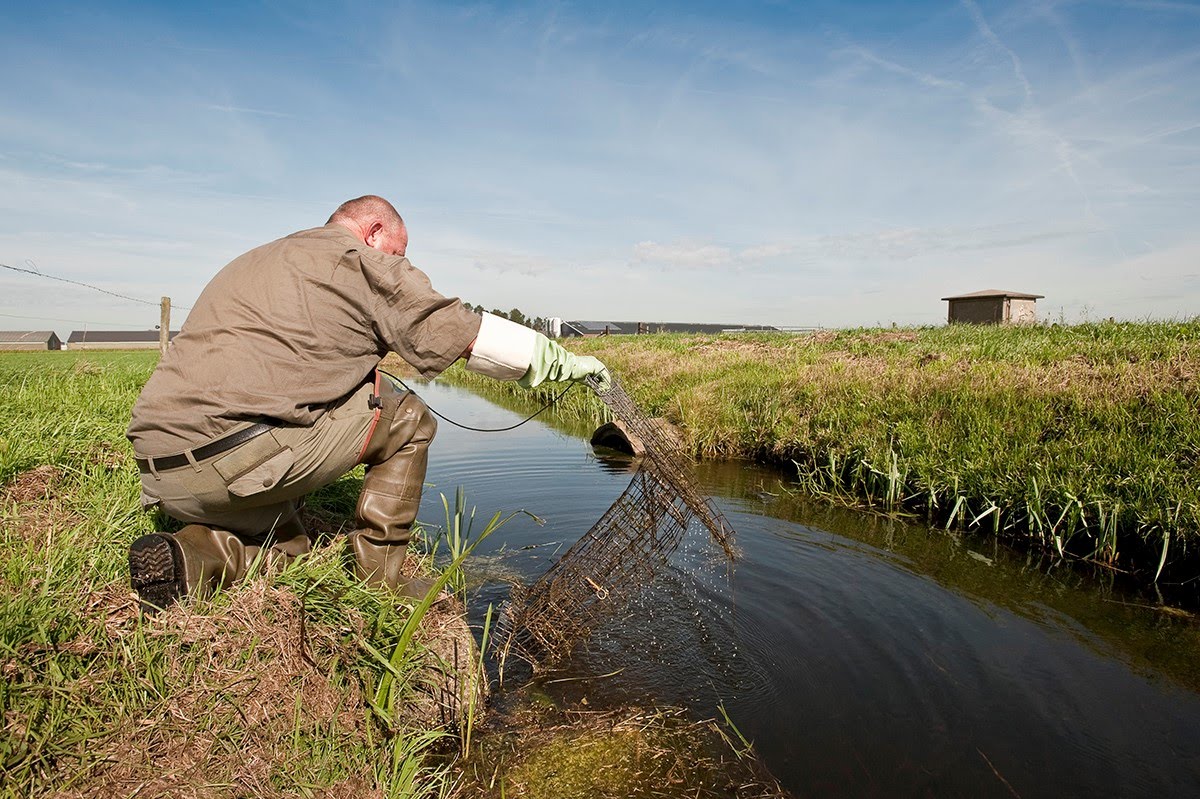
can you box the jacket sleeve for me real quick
[360,251,482,377]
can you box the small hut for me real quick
[942,289,1043,325]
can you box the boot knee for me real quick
[363,393,437,464]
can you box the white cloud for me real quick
[631,241,733,268]
[469,252,562,277]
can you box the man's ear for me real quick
[365,221,383,248]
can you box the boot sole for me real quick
[129,533,185,613]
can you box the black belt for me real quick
[136,422,275,473]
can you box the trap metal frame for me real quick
[505,375,737,667]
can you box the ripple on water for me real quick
[416,380,1200,799]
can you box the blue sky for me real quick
[2,0,1198,334]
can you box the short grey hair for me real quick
[327,195,404,229]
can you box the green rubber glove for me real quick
[518,335,611,392]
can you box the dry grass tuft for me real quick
[0,465,83,549]
[39,573,479,799]
[47,579,370,799]
[2,465,63,504]
[83,442,128,471]
[72,580,141,655]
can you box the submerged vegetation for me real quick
[444,320,1200,586]
[454,701,787,799]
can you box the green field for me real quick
[445,320,1200,587]
[0,350,493,798]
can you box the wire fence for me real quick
[0,260,191,311]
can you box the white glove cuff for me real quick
[464,312,538,381]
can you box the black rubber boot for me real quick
[128,533,186,613]
[129,513,311,613]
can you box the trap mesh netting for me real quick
[505,375,737,667]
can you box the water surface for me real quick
[413,379,1200,798]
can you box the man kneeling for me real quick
[126,195,606,609]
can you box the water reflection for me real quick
[589,447,642,475]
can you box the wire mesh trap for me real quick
[504,374,737,667]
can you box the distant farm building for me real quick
[942,289,1043,325]
[613,321,781,334]
[0,330,62,351]
[67,330,179,350]
[561,321,624,337]
[556,320,783,337]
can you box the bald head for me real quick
[328,195,408,256]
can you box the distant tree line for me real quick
[462,303,548,334]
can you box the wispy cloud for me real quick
[959,0,1101,233]
[632,240,732,268]
[469,252,563,277]
[1098,0,1200,14]
[1,0,1197,329]
[961,0,1034,101]
[632,224,1092,270]
[202,104,297,119]
[1032,0,1092,95]
[838,44,966,91]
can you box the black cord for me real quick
[378,369,576,433]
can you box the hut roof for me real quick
[941,289,1044,301]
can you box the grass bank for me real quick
[0,351,484,798]
[0,351,788,798]
[443,321,1200,586]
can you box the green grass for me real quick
[0,350,488,798]
[3,323,1197,789]
[442,320,1200,584]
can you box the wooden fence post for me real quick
[159,297,171,355]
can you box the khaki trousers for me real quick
[137,377,434,593]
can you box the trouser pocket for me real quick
[139,488,161,511]
[212,431,296,498]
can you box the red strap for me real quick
[356,370,384,463]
